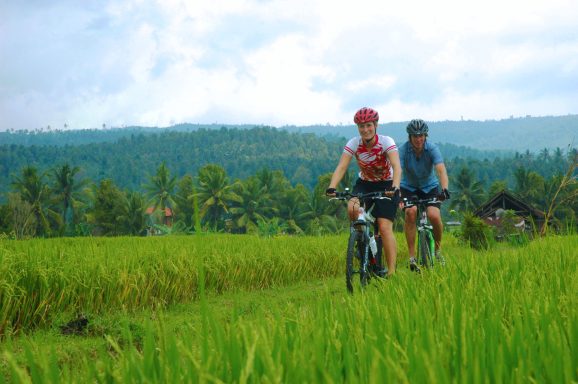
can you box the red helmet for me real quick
[354,107,379,125]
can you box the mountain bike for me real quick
[402,196,441,269]
[331,189,390,293]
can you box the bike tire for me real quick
[418,230,434,268]
[346,231,369,293]
[374,235,383,272]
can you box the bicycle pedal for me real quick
[374,269,388,278]
[409,263,421,273]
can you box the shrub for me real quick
[459,213,494,250]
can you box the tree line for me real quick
[1,126,576,198]
[3,114,577,152]
[1,126,576,238]
[1,151,576,238]
[0,127,342,194]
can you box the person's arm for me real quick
[327,153,352,191]
[435,162,449,190]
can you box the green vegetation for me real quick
[1,234,576,382]
[1,118,575,382]
[1,123,577,196]
[2,114,577,151]
[0,126,576,238]
[0,235,341,336]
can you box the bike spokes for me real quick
[346,233,371,293]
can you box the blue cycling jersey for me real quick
[399,140,444,193]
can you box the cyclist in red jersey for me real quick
[326,107,402,277]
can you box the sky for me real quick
[1,0,577,131]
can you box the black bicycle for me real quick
[402,196,442,270]
[331,189,390,293]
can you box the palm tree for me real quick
[539,148,550,161]
[50,164,89,235]
[541,153,578,234]
[7,192,36,239]
[313,173,343,217]
[254,168,290,195]
[305,173,348,235]
[174,174,195,228]
[144,162,177,224]
[195,164,240,230]
[11,166,55,236]
[513,167,545,206]
[90,179,124,236]
[277,184,311,234]
[305,194,343,235]
[553,147,564,163]
[117,191,147,236]
[230,177,277,233]
[449,167,486,213]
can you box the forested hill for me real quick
[1,128,342,194]
[1,126,575,202]
[285,114,578,152]
[1,114,576,152]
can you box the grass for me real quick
[0,234,343,336]
[1,234,576,383]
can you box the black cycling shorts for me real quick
[400,186,441,209]
[352,179,397,221]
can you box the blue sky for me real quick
[1,0,577,131]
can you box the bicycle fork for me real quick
[351,226,371,276]
[417,224,435,266]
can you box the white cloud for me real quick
[0,0,577,130]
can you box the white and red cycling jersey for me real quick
[343,135,398,182]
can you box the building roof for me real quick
[473,190,545,220]
[145,207,173,216]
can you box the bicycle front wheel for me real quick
[418,230,434,268]
[346,231,369,293]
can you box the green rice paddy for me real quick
[1,234,576,383]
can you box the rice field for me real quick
[1,234,576,383]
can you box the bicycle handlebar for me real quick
[330,190,392,201]
[402,196,442,207]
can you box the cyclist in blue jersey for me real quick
[399,119,450,272]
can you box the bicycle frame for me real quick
[331,189,389,292]
[403,197,438,269]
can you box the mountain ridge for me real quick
[1,114,576,152]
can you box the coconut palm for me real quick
[304,192,345,235]
[513,167,545,206]
[90,179,125,236]
[144,162,177,224]
[449,167,486,213]
[277,184,311,234]
[11,166,56,236]
[174,174,196,229]
[117,191,147,236]
[254,168,289,195]
[195,164,240,230]
[50,164,89,235]
[230,177,277,233]
[487,180,509,199]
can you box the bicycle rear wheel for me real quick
[418,230,434,268]
[346,231,369,293]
